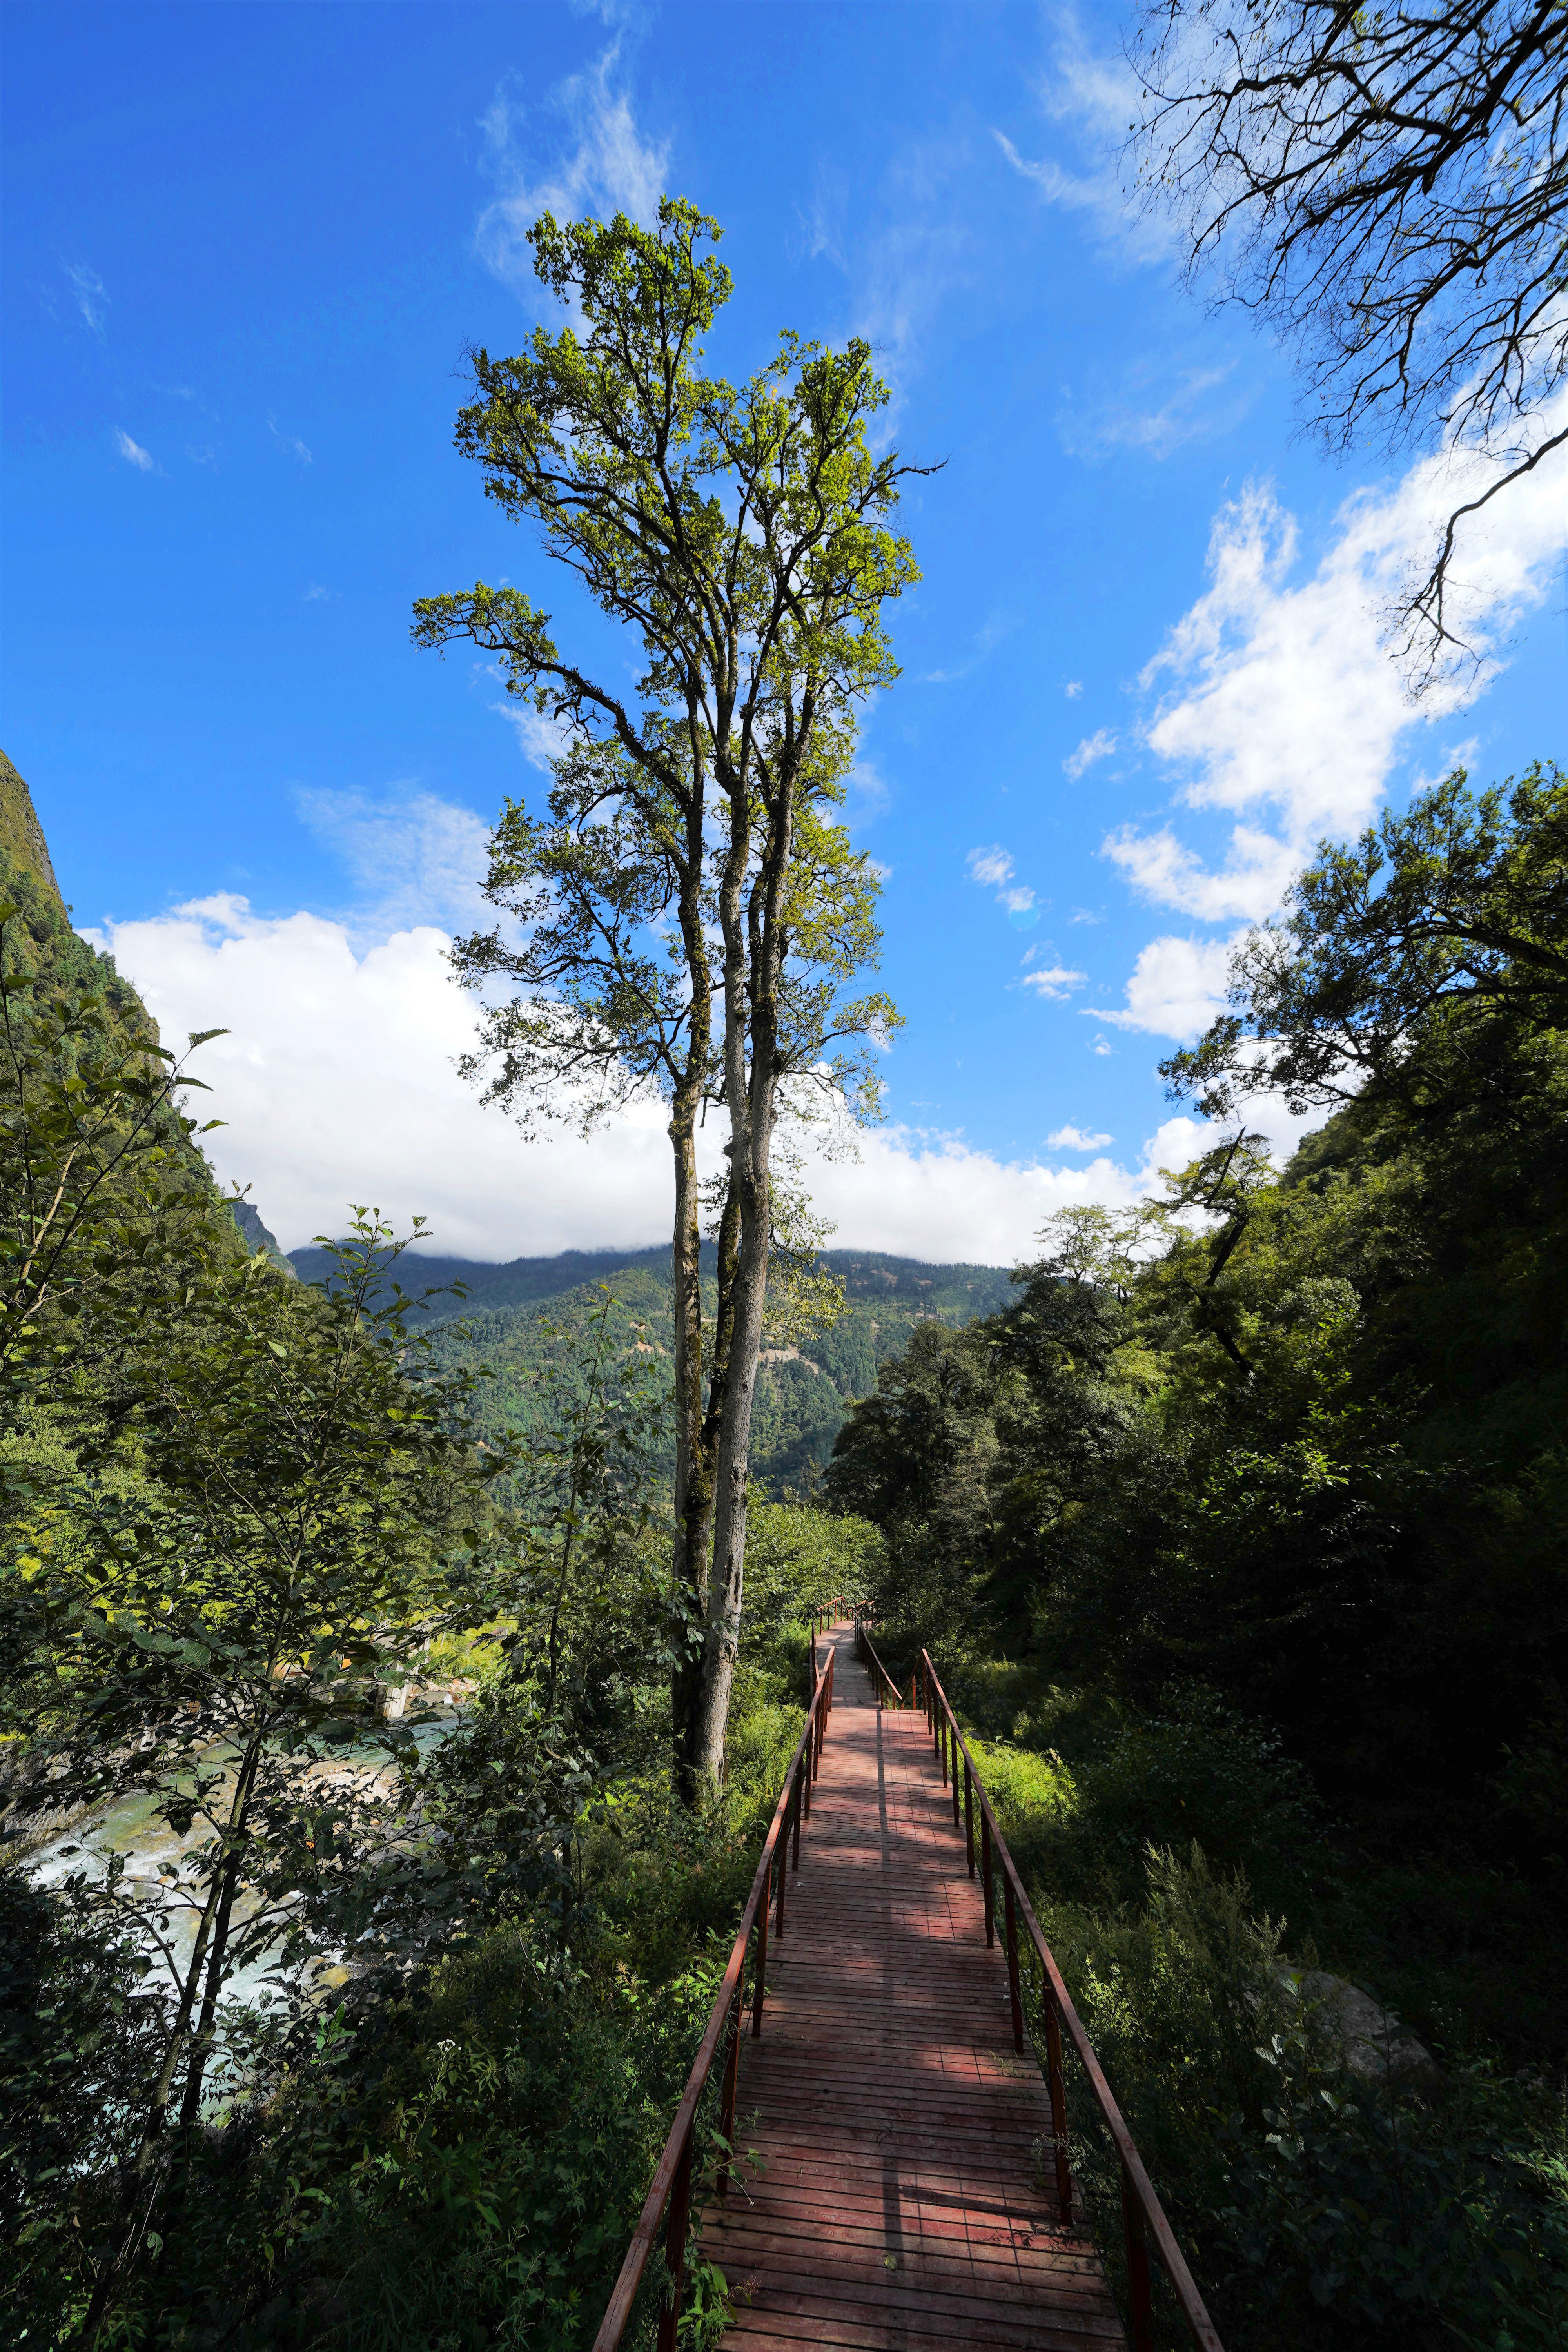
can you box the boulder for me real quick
[1285,1967,1438,2082]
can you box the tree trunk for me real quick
[693,1134,771,1786]
[668,1085,714,1802]
[691,754,791,1790]
[82,1737,261,2348]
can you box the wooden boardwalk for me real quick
[702,1624,1125,2352]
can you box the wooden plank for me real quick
[704,1628,1124,2352]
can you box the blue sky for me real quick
[4,0,1564,1260]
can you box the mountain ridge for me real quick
[284,1238,1017,1499]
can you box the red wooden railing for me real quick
[808,1595,851,1644]
[589,1617,842,2352]
[884,1633,1224,2352]
[853,1610,913,1709]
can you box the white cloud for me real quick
[476,40,669,294]
[268,414,312,464]
[1113,407,1568,919]
[1020,964,1087,1000]
[68,263,109,336]
[82,895,1244,1267]
[1047,1125,1113,1150]
[804,1118,1212,1262]
[1102,822,1297,924]
[1085,932,1237,1038]
[89,897,675,1260]
[114,428,156,473]
[1065,681,1083,699]
[186,443,218,469]
[968,844,1042,929]
[303,584,335,603]
[1063,728,1117,779]
[966,845,1014,889]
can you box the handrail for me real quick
[853,1610,911,1709]
[917,1649,1223,2352]
[590,1617,843,2352]
[808,1594,852,1643]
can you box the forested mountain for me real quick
[287,1240,1014,1497]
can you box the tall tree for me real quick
[1127,0,1568,667]
[415,198,919,1795]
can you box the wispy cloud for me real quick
[1021,965,1087,1001]
[293,787,492,939]
[268,414,312,464]
[476,36,669,294]
[1063,728,1117,779]
[114,428,156,473]
[966,843,1040,930]
[1058,360,1249,463]
[66,263,109,336]
[1048,1124,1113,1150]
[966,845,1014,890]
[492,701,570,770]
[992,15,1171,266]
[844,756,892,833]
[185,443,218,469]
[924,610,1016,685]
[303,584,336,603]
[797,129,986,416]
[1065,680,1083,699]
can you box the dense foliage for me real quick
[828,764,1568,2347]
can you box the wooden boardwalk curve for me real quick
[702,1623,1125,2352]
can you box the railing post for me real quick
[791,1756,803,1868]
[775,1798,790,1941]
[1002,1872,1024,2054]
[951,1731,961,1828]
[980,1807,995,1947]
[1044,1988,1073,2223]
[655,2116,696,2352]
[1121,2163,1155,2351]
[716,1979,744,2202]
[751,1858,772,2037]
[964,1759,975,1877]
[940,1711,949,1788]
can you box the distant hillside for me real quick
[287,1240,1016,1498]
